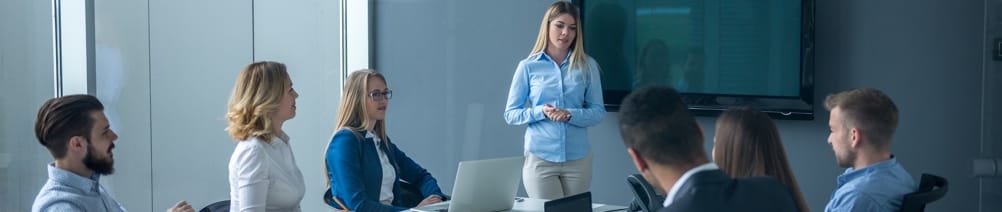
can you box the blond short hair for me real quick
[226,61,290,141]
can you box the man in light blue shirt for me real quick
[823,88,917,212]
[35,162,126,211]
[31,94,193,212]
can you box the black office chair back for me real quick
[900,173,948,212]
[199,200,230,212]
[322,179,425,209]
[627,174,664,212]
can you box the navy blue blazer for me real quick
[660,169,799,212]
[326,129,446,212]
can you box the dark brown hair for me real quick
[824,87,899,150]
[34,94,104,158]
[618,86,706,167]
[714,107,809,212]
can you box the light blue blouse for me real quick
[504,51,606,163]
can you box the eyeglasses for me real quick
[368,90,393,101]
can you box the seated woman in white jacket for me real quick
[225,61,305,212]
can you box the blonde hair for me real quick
[225,61,290,142]
[333,69,388,140]
[530,1,593,77]
[324,69,391,188]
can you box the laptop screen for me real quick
[412,156,524,212]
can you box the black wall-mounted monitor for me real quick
[576,0,815,120]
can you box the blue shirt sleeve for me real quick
[388,141,447,199]
[326,129,406,212]
[566,61,606,127]
[504,60,546,125]
[40,201,82,212]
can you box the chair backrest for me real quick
[323,179,425,209]
[900,173,949,212]
[626,174,664,212]
[198,200,230,212]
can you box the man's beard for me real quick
[836,148,856,168]
[834,133,857,168]
[83,142,115,175]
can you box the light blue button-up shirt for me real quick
[32,163,126,212]
[504,51,605,163]
[825,156,917,212]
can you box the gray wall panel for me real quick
[814,1,983,211]
[0,0,55,211]
[980,0,1002,210]
[149,0,253,210]
[374,0,555,199]
[253,0,341,211]
[95,0,153,210]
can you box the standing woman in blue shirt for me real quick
[504,1,606,199]
[324,69,447,211]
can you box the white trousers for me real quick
[522,152,593,199]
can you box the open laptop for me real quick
[412,156,524,212]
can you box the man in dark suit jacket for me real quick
[617,86,799,212]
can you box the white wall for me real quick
[93,0,341,211]
[147,0,252,210]
[0,0,56,211]
[253,1,342,210]
[94,0,153,210]
[2,0,341,210]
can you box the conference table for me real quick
[407,197,628,212]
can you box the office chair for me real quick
[626,174,664,212]
[198,200,229,212]
[396,179,427,208]
[323,180,429,209]
[900,173,948,212]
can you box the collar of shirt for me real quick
[663,162,719,207]
[275,131,290,144]
[47,163,101,193]
[534,49,573,66]
[364,130,380,141]
[365,130,385,149]
[837,155,899,186]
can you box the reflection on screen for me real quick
[584,0,802,97]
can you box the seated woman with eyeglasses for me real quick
[323,69,447,211]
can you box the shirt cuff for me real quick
[533,106,546,122]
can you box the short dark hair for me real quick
[34,94,104,158]
[618,86,705,167]
[824,88,899,150]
